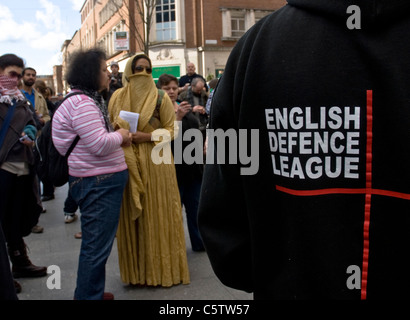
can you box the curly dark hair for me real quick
[65,48,107,91]
[0,54,25,70]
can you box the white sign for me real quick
[114,31,129,51]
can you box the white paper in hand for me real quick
[119,111,140,133]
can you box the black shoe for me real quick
[13,264,47,278]
[8,243,47,278]
[14,280,22,294]
[41,195,54,202]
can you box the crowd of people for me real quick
[2,0,410,302]
[0,50,217,300]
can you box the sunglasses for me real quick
[8,71,22,80]
[134,65,152,74]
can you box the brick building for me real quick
[60,0,286,91]
[182,0,286,80]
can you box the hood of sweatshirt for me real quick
[287,0,410,26]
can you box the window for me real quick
[222,8,275,40]
[156,0,176,41]
[99,0,123,27]
[231,15,245,38]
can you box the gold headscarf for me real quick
[111,53,158,132]
[108,53,177,220]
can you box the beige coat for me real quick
[33,89,50,123]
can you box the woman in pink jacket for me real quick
[52,48,131,300]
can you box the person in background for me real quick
[0,53,47,295]
[21,68,49,233]
[208,78,219,93]
[21,67,50,126]
[178,62,208,93]
[108,53,190,287]
[158,73,205,252]
[63,189,79,225]
[107,60,123,104]
[34,80,56,203]
[205,78,219,115]
[52,48,132,300]
[54,92,64,108]
[178,77,209,142]
[46,86,57,117]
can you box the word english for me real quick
[265,106,361,180]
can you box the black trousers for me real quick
[41,179,55,197]
[0,169,35,247]
[0,223,17,300]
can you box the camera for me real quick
[19,134,33,143]
[111,76,116,81]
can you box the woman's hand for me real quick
[131,131,152,144]
[117,128,132,147]
[176,101,191,121]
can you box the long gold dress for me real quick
[108,54,190,287]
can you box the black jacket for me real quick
[179,73,209,91]
[198,0,410,299]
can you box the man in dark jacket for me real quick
[0,54,47,298]
[107,61,123,104]
[178,62,208,93]
[198,0,410,300]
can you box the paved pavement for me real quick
[17,183,252,301]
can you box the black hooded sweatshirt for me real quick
[198,0,410,300]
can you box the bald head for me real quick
[186,63,196,76]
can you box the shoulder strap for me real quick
[65,135,80,158]
[0,100,18,148]
[156,89,165,112]
[148,90,165,128]
[53,92,83,157]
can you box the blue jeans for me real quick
[178,177,205,251]
[69,170,128,300]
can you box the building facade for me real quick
[60,0,286,91]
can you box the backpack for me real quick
[34,92,82,187]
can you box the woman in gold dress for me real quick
[108,53,190,287]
